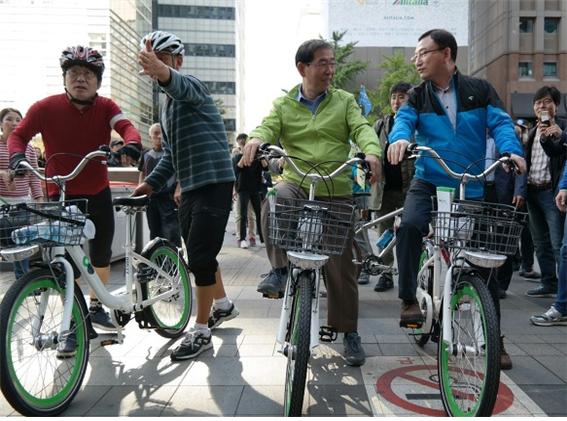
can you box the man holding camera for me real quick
[524,86,566,298]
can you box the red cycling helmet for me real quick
[60,46,105,81]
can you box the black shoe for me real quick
[374,273,394,292]
[525,286,557,298]
[343,331,365,367]
[257,267,287,297]
[170,328,213,361]
[498,289,507,299]
[89,306,117,331]
[400,300,424,327]
[208,303,240,329]
[56,330,77,359]
[357,270,370,285]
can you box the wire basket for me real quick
[0,200,88,248]
[268,198,355,256]
[431,200,527,256]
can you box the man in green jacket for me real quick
[242,39,382,367]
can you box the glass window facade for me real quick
[204,81,236,95]
[185,43,235,57]
[519,17,535,33]
[544,17,560,33]
[158,4,235,20]
[543,62,558,77]
[519,62,533,78]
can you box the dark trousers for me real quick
[178,182,233,287]
[147,195,181,247]
[520,220,535,271]
[397,179,501,321]
[260,181,358,332]
[238,190,263,242]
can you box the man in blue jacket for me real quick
[388,29,526,369]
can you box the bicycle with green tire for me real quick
[403,145,526,416]
[0,150,192,416]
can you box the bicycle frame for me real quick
[6,152,183,341]
[266,145,364,352]
[410,145,518,351]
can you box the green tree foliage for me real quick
[369,53,420,117]
[323,30,367,91]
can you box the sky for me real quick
[242,0,325,132]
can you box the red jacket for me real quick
[8,94,141,196]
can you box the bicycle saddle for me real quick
[112,195,149,208]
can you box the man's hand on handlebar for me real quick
[132,182,154,198]
[387,139,410,166]
[364,154,381,184]
[509,154,526,175]
[242,138,263,166]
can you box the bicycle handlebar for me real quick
[12,150,109,184]
[259,143,367,182]
[407,144,518,184]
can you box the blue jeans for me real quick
[14,259,29,280]
[554,220,567,315]
[526,187,563,290]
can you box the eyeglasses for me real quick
[410,48,444,63]
[534,98,554,107]
[66,68,97,81]
[307,60,337,69]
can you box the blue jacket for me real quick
[389,71,523,198]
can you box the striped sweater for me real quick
[144,69,235,193]
[0,141,43,200]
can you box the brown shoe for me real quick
[500,336,512,370]
[400,300,424,328]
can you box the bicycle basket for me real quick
[0,199,88,248]
[268,198,355,256]
[431,200,527,256]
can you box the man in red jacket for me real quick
[8,46,142,353]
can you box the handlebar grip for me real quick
[354,152,373,180]
[500,152,520,174]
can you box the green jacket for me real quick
[249,85,381,197]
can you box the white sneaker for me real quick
[240,240,249,249]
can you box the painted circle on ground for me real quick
[376,364,514,416]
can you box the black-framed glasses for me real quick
[307,60,337,69]
[410,48,444,63]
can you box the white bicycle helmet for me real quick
[141,31,185,55]
[60,46,105,81]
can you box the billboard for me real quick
[326,0,468,47]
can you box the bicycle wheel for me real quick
[438,273,500,416]
[413,245,434,347]
[352,238,363,279]
[141,241,192,339]
[284,271,313,416]
[0,269,89,416]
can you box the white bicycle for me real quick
[260,144,367,416]
[0,150,191,416]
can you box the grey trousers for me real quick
[260,182,358,332]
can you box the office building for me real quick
[154,0,240,142]
[469,0,567,119]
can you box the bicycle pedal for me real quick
[399,320,423,329]
[319,325,338,342]
[100,339,121,346]
[261,291,284,299]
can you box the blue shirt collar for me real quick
[297,85,327,114]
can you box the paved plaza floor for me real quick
[0,216,566,416]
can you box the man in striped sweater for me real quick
[134,31,239,361]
